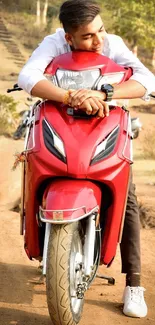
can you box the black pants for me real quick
[120,170,141,274]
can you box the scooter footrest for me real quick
[96,274,115,285]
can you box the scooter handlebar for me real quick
[7,83,23,93]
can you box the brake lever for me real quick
[7,87,23,93]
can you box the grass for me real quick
[138,201,155,228]
[3,11,52,51]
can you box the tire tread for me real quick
[46,223,82,325]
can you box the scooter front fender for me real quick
[39,179,102,223]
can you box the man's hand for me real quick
[69,89,106,107]
[78,97,109,117]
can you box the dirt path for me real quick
[0,207,155,325]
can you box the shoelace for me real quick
[130,287,145,304]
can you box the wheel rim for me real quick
[70,230,84,315]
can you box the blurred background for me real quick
[0,1,155,324]
[0,0,154,210]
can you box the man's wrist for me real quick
[63,90,71,105]
[97,90,106,101]
[100,84,114,101]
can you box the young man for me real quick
[18,0,155,318]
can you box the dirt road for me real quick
[0,207,155,325]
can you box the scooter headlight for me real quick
[45,70,125,91]
[90,126,120,165]
[96,72,125,90]
[45,69,100,90]
[42,119,66,163]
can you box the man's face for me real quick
[65,15,106,54]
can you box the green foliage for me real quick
[47,5,60,19]
[2,0,34,12]
[100,0,155,49]
[2,0,155,51]
[2,0,64,14]
[0,94,18,135]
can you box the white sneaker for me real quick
[123,286,148,318]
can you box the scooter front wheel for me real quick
[46,222,84,325]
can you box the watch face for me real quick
[101,84,114,92]
[107,84,114,91]
[101,84,114,101]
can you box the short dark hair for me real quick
[59,0,100,32]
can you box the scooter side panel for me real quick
[24,152,68,258]
[100,162,130,265]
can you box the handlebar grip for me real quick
[7,87,23,93]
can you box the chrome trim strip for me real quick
[43,223,51,275]
[39,206,99,224]
[20,160,25,235]
[118,169,131,243]
[24,109,35,152]
[24,100,43,153]
[40,205,87,213]
[92,125,120,161]
[84,214,96,276]
[44,118,66,158]
[122,112,133,163]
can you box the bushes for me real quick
[138,201,155,228]
[0,94,18,135]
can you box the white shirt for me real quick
[18,28,155,99]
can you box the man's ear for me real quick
[65,33,73,46]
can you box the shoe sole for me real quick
[123,310,147,318]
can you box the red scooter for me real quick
[9,52,133,325]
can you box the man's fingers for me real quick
[91,98,109,118]
[79,98,93,115]
[85,101,93,115]
[96,100,109,117]
[69,89,83,99]
[70,89,91,106]
[77,92,91,105]
[97,107,104,118]
[90,97,103,115]
[88,98,100,114]
[104,102,109,117]
[76,97,109,118]
[68,89,81,105]
[69,89,108,108]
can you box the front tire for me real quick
[46,223,84,325]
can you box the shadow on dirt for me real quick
[0,307,51,325]
[0,131,12,136]
[85,299,124,316]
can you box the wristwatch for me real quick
[101,84,114,101]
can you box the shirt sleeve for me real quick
[110,35,155,100]
[18,34,60,94]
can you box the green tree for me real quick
[100,0,155,49]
